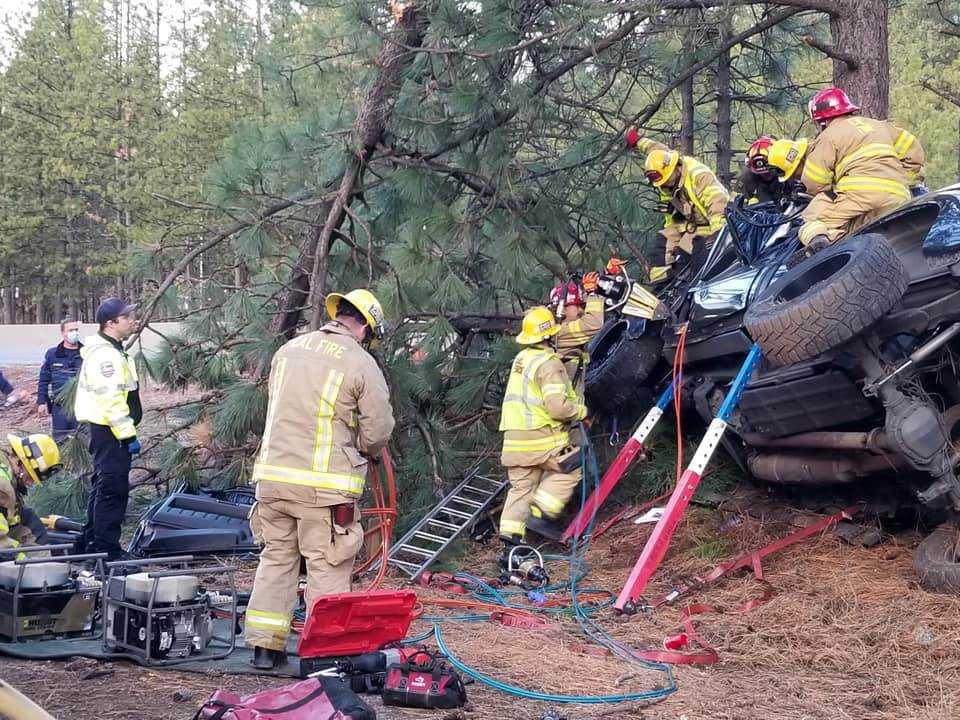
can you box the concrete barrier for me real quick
[0,323,180,364]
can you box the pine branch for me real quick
[803,35,858,71]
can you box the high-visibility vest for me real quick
[74,334,139,439]
[499,348,568,432]
[662,158,728,237]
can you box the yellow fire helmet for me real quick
[767,138,809,182]
[644,149,681,188]
[7,432,61,485]
[325,289,387,347]
[516,306,560,345]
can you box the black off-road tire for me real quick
[744,233,908,367]
[585,320,662,415]
[915,523,960,592]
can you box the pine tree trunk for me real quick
[2,287,13,325]
[271,4,428,339]
[714,23,733,187]
[829,0,889,117]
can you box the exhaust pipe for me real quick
[747,451,907,485]
[740,430,891,453]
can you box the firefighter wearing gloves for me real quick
[245,289,395,671]
[0,433,60,557]
[551,272,604,388]
[797,87,916,257]
[499,306,586,546]
[626,130,730,283]
[74,298,141,560]
[737,135,806,208]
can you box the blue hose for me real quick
[427,425,677,705]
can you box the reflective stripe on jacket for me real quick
[0,460,23,556]
[500,345,585,467]
[555,295,604,388]
[801,116,911,202]
[891,124,925,186]
[252,322,395,504]
[639,139,729,235]
[74,334,139,440]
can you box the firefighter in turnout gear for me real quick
[245,288,395,671]
[551,272,604,390]
[0,433,60,557]
[74,298,141,560]
[499,306,586,546]
[626,130,730,283]
[797,87,918,255]
[737,135,806,208]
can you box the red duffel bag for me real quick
[193,676,375,720]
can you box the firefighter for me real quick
[550,270,603,388]
[736,135,807,208]
[1,433,60,556]
[245,289,395,671]
[797,87,917,255]
[626,129,730,283]
[74,298,141,560]
[499,306,586,547]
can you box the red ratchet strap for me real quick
[653,505,860,607]
[417,571,470,595]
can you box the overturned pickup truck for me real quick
[585,188,960,585]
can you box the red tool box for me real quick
[298,590,418,659]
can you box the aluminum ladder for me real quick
[387,463,508,581]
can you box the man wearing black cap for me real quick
[74,298,141,560]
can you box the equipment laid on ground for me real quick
[387,462,508,580]
[193,675,376,720]
[128,485,258,557]
[298,590,417,676]
[382,650,468,710]
[102,555,237,665]
[615,344,764,612]
[0,544,105,642]
[500,545,549,589]
[302,648,417,694]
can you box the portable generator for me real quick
[0,544,105,642]
[102,555,238,666]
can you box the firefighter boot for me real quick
[525,504,565,541]
[786,234,830,269]
[251,646,288,670]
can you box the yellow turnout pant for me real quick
[798,191,905,246]
[244,499,363,651]
[499,463,581,540]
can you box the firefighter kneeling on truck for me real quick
[499,306,586,555]
[244,289,395,671]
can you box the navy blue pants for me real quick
[51,404,78,443]
[82,423,132,559]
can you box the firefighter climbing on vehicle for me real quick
[245,289,395,671]
[550,270,603,389]
[736,135,806,209]
[794,87,920,259]
[626,129,730,283]
[0,433,60,556]
[499,306,586,548]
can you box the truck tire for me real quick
[585,320,662,415]
[744,233,908,367]
[915,523,960,592]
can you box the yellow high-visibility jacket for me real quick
[252,322,395,506]
[0,459,25,556]
[636,139,729,263]
[499,345,586,468]
[801,116,911,203]
[555,295,604,389]
[74,333,139,440]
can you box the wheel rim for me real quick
[774,251,854,303]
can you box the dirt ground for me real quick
[3,500,959,719]
[2,364,959,719]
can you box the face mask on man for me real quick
[66,330,80,345]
